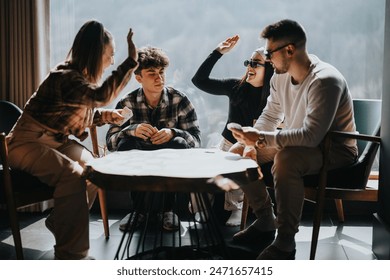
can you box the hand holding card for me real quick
[118,106,133,126]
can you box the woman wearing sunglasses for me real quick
[191,35,274,226]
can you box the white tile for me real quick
[336,226,373,245]
[296,242,347,260]
[341,242,376,260]
[1,218,54,251]
[296,225,339,243]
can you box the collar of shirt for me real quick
[136,87,169,110]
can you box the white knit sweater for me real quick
[254,54,357,155]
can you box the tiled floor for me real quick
[0,201,377,260]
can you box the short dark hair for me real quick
[66,20,113,83]
[134,46,169,75]
[261,19,306,45]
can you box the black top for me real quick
[192,50,270,144]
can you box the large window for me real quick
[50,0,385,148]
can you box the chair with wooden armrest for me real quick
[0,100,54,259]
[0,100,109,259]
[1,132,54,260]
[240,98,381,260]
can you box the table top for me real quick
[84,148,259,192]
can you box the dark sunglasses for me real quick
[264,42,295,60]
[244,60,265,68]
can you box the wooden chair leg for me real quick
[310,186,327,260]
[98,189,109,239]
[240,195,249,231]
[334,199,345,223]
[310,133,331,260]
[310,205,322,260]
[8,207,24,259]
[3,172,24,259]
[310,176,330,260]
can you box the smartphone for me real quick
[227,122,243,131]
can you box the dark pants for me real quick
[117,136,190,151]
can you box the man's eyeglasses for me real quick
[244,60,265,68]
[264,42,295,60]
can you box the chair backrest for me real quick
[0,101,22,168]
[0,101,22,198]
[0,100,54,206]
[353,99,381,158]
[325,99,381,189]
[0,101,55,260]
[0,100,22,135]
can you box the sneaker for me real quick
[233,225,275,244]
[194,211,208,223]
[225,209,242,227]
[119,212,145,231]
[256,244,296,260]
[160,211,180,231]
[188,201,195,214]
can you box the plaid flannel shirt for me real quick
[23,57,137,140]
[106,87,201,151]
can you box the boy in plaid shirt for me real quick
[106,46,201,231]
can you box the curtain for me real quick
[0,0,50,109]
[0,0,53,212]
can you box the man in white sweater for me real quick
[228,19,357,260]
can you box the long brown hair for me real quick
[66,20,113,84]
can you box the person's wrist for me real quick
[215,48,223,54]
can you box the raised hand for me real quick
[215,35,240,55]
[127,28,137,62]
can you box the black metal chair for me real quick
[0,100,109,259]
